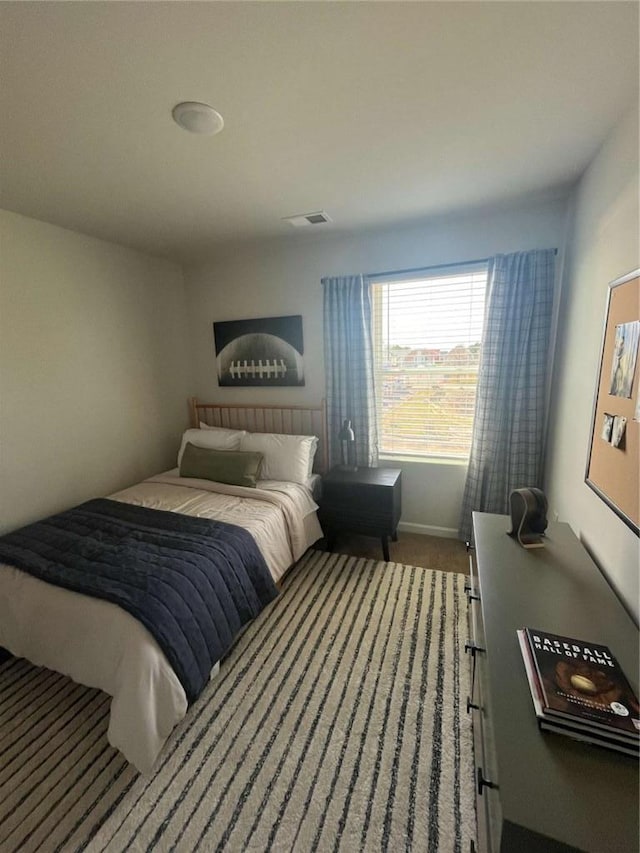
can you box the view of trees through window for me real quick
[371,265,488,459]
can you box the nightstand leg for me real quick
[382,536,390,562]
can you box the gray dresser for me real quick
[469,512,639,853]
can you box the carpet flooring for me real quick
[0,550,475,852]
[328,532,470,575]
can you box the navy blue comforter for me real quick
[0,498,278,702]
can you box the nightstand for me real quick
[319,466,402,562]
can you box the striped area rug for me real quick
[0,550,475,852]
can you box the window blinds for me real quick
[371,263,488,459]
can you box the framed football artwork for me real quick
[213,315,305,387]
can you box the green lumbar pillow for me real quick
[179,443,263,488]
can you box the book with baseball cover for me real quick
[523,628,640,742]
[538,719,640,758]
[517,631,639,755]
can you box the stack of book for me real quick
[517,627,640,758]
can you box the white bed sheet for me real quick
[0,472,322,773]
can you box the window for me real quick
[371,262,488,459]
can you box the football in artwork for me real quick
[214,315,305,386]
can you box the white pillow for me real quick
[199,422,245,436]
[177,427,246,467]
[239,432,318,485]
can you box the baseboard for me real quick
[397,521,459,540]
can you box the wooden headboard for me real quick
[189,398,328,474]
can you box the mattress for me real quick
[0,471,322,772]
[306,472,323,501]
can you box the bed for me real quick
[0,400,326,774]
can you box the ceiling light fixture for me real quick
[172,102,224,136]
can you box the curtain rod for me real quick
[365,249,558,281]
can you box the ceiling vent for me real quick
[282,210,332,227]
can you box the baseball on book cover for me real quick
[525,628,640,738]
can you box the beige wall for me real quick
[0,210,191,533]
[184,193,569,535]
[545,102,640,622]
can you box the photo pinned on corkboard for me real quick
[611,416,627,449]
[601,413,614,442]
[609,321,640,399]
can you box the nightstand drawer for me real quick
[320,503,397,535]
[323,480,397,515]
[321,469,401,527]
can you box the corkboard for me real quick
[585,269,639,535]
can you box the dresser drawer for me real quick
[468,609,501,852]
[474,648,502,853]
[467,545,502,853]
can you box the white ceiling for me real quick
[1,1,638,262]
